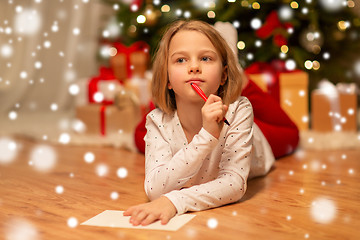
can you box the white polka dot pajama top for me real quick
[144,96,275,215]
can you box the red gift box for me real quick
[87,67,121,104]
[245,60,309,130]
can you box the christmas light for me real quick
[113,4,119,10]
[250,18,261,29]
[347,0,355,7]
[255,40,262,47]
[279,6,293,20]
[337,21,350,31]
[175,9,182,16]
[302,7,309,14]
[109,47,117,56]
[237,41,245,50]
[233,21,240,28]
[285,59,296,70]
[290,1,299,9]
[304,60,312,69]
[319,0,344,12]
[252,2,260,9]
[161,5,170,12]
[323,52,330,60]
[184,11,191,18]
[137,15,146,24]
[280,45,288,53]
[207,11,216,18]
[312,60,320,70]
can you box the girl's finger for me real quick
[131,210,147,226]
[141,213,158,226]
[160,214,171,225]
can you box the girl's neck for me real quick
[176,102,203,143]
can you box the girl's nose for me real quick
[188,64,201,74]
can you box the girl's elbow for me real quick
[144,185,162,201]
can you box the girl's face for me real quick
[167,30,227,105]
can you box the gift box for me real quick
[75,103,141,136]
[279,71,309,131]
[109,41,150,80]
[311,81,358,132]
[245,61,309,131]
[88,67,120,104]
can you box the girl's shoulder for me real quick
[229,96,253,112]
[146,108,175,125]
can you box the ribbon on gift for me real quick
[112,41,150,79]
[88,66,119,104]
[256,11,293,47]
[100,105,106,136]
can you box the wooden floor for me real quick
[1,136,359,240]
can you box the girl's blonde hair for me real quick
[151,20,244,114]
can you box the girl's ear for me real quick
[221,65,228,86]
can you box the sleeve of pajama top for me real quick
[143,97,254,214]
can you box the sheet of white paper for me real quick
[81,210,196,231]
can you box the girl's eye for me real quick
[176,58,186,63]
[201,56,211,61]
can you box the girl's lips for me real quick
[187,79,204,84]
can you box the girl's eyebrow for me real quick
[170,49,217,57]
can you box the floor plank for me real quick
[0,136,359,240]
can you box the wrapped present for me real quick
[98,80,123,102]
[311,80,358,132]
[75,103,141,136]
[245,60,309,130]
[88,67,120,104]
[279,71,309,131]
[110,41,150,80]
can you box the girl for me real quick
[124,20,275,226]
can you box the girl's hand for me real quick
[123,196,177,226]
[201,94,228,139]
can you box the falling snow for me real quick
[29,144,57,172]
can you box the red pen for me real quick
[190,83,230,126]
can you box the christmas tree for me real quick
[99,0,360,91]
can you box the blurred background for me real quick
[0,0,359,150]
